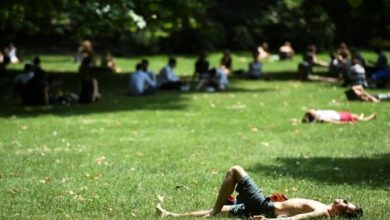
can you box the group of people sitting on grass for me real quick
[14,56,100,106]
[298,42,389,89]
[128,57,190,96]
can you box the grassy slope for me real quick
[0,51,389,219]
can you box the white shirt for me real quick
[315,110,340,121]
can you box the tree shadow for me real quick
[248,154,390,189]
[0,70,189,118]
[0,70,275,118]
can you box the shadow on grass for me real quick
[0,70,275,118]
[248,154,390,189]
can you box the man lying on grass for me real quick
[156,165,363,219]
[302,109,376,124]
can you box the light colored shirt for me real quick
[15,71,34,84]
[129,70,156,95]
[315,110,341,121]
[216,67,229,86]
[158,65,179,86]
[350,64,366,80]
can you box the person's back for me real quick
[158,58,179,85]
[248,60,262,78]
[248,50,262,79]
[349,59,367,87]
[195,59,210,78]
[279,41,294,60]
[129,63,156,95]
[375,50,388,70]
[24,70,48,105]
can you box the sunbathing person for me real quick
[302,109,376,124]
[345,85,390,103]
[157,165,363,219]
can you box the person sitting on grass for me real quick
[301,109,376,124]
[220,49,233,74]
[345,85,390,103]
[158,57,189,91]
[247,50,269,80]
[129,63,157,96]
[279,41,295,60]
[297,44,328,80]
[100,51,121,73]
[156,165,363,219]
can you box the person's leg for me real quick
[354,113,376,121]
[210,165,248,216]
[142,86,157,95]
[156,204,231,218]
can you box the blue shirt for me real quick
[129,70,156,95]
[248,61,262,77]
[158,65,179,86]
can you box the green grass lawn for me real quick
[0,51,389,219]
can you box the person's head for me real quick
[261,42,269,50]
[330,199,363,219]
[339,42,348,49]
[81,40,92,51]
[136,63,143,71]
[352,58,361,65]
[307,44,317,53]
[168,57,177,68]
[33,56,41,66]
[141,59,149,71]
[24,63,33,73]
[301,111,315,123]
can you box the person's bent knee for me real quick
[228,165,247,181]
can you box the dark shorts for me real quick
[229,176,275,218]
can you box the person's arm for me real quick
[144,74,157,87]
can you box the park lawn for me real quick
[0,52,389,219]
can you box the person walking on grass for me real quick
[301,109,376,124]
[156,165,363,219]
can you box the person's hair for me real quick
[168,57,176,66]
[302,112,315,123]
[24,63,33,72]
[33,56,40,65]
[136,63,142,71]
[341,207,363,219]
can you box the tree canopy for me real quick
[1,0,389,54]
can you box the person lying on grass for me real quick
[301,109,376,124]
[156,165,363,219]
[345,85,390,103]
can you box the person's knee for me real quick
[228,165,247,181]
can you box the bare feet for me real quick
[156,204,176,218]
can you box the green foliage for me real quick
[1,0,389,53]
